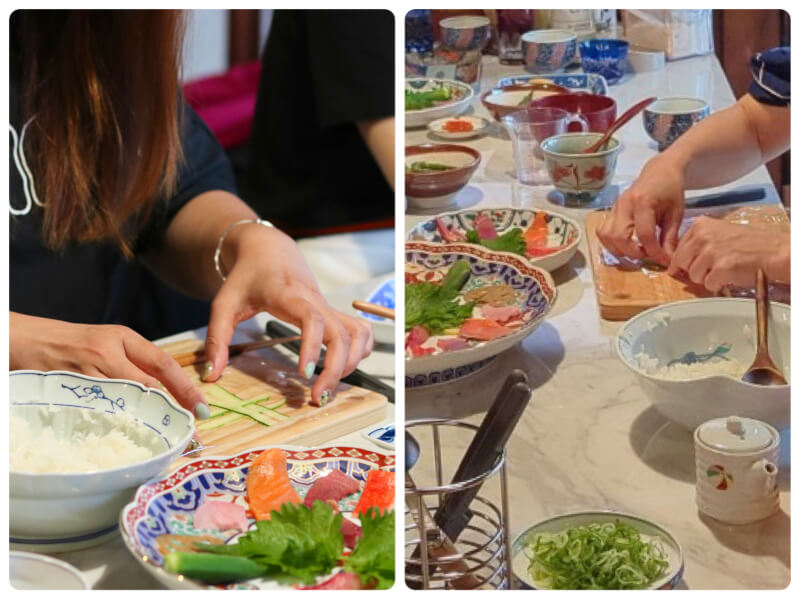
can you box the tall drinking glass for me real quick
[503,107,589,185]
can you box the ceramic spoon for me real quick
[583,96,656,154]
[742,269,787,385]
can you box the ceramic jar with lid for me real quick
[694,415,780,525]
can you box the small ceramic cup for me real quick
[540,132,621,204]
[438,15,491,51]
[694,415,780,525]
[579,39,629,85]
[643,97,710,151]
[521,29,577,74]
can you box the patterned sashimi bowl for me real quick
[405,242,556,388]
[406,207,582,273]
[120,445,395,590]
[497,73,609,97]
[10,370,194,552]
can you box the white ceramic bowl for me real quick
[10,551,90,589]
[10,371,195,552]
[617,299,790,431]
[512,511,684,589]
[406,78,474,129]
[326,274,395,345]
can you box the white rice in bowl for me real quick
[10,406,163,474]
[635,351,746,381]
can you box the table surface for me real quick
[39,229,396,589]
[405,55,789,590]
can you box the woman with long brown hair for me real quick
[9,10,373,416]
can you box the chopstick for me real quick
[352,300,395,321]
[171,335,301,367]
[265,320,395,404]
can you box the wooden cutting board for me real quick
[585,205,790,321]
[160,339,388,462]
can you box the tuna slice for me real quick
[405,326,429,348]
[436,338,471,352]
[193,500,249,533]
[303,469,361,508]
[474,213,498,239]
[459,318,512,341]
[436,217,464,243]
[300,571,371,590]
[341,517,363,548]
[246,448,302,521]
[480,305,522,324]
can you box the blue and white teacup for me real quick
[438,15,491,51]
[643,97,711,151]
[522,29,577,74]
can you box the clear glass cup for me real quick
[496,9,532,64]
[503,107,589,185]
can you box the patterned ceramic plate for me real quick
[120,446,395,590]
[405,78,474,129]
[496,73,609,96]
[406,207,582,273]
[405,242,556,387]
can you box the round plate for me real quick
[406,207,582,273]
[406,78,474,129]
[511,511,684,590]
[427,115,489,140]
[10,551,91,590]
[120,445,395,590]
[405,242,556,379]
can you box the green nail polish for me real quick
[319,390,330,406]
[304,361,315,379]
[194,403,210,420]
[202,361,214,381]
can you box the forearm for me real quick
[356,116,395,190]
[767,236,791,284]
[649,95,789,191]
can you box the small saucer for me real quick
[427,115,489,140]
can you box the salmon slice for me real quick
[246,448,302,520]
[459,318,512,341]
[353,469,395,517]
[524,211,549,255]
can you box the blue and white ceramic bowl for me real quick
[579,39,629,85]
[10,371,194,552]
[521,30,577,74]
[120,445,395,589]
[643,97,711,151]
[405,242,556,388]
[497,73,609,96]
[439,15,491,51]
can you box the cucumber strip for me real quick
[205,386,288,426]
[164,552,268,584]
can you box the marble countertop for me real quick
[33,229,396,589]
[405,56,789,589]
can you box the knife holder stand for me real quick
[405,418,513,590]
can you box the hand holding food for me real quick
[9,312,208,417]
[203,222,374,405]
[667,216,790,292]
[596,156,686,265]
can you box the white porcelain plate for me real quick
[427,115,489,140]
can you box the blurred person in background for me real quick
[598,47,790,293]
[241,10,394,237]
[9,10,373,415]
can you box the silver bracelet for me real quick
[213,218,274,282]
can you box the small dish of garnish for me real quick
[405,144,481,210]
[427,115,489,140]
[511,511,684,590]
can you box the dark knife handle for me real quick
[686,187,766,208]
[265,320,395,403]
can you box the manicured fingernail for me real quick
[319,390,330,406]
[194,403,210,420]
[202,361,214,381]
[304,361,315,379]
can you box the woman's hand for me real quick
[10,313,209,417]
[597,157,686,266]
[202,224,374,405]
[667,217,790,293]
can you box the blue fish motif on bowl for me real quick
[643,97,711,151]
[579,39,629,85]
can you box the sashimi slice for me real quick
[405,325,429,348]
[436,338,471,352]
[408,344,435,357]
[527,245,565,257]
[341,517,363,548]
[300,571,372,590]
[459,318,512,341]
[524,211,549,255]
[353,469,395,517]
[192,500,249,532]
[304,469,361,508]
[246,448,302,521]
[474,213,498,239]
[480,305,522,324]
[436,217,464,243]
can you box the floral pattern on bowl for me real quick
[406,207,582,273]
[497,73,609,96]
[120,445,395,590]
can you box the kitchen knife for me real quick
[685,186,766,208]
